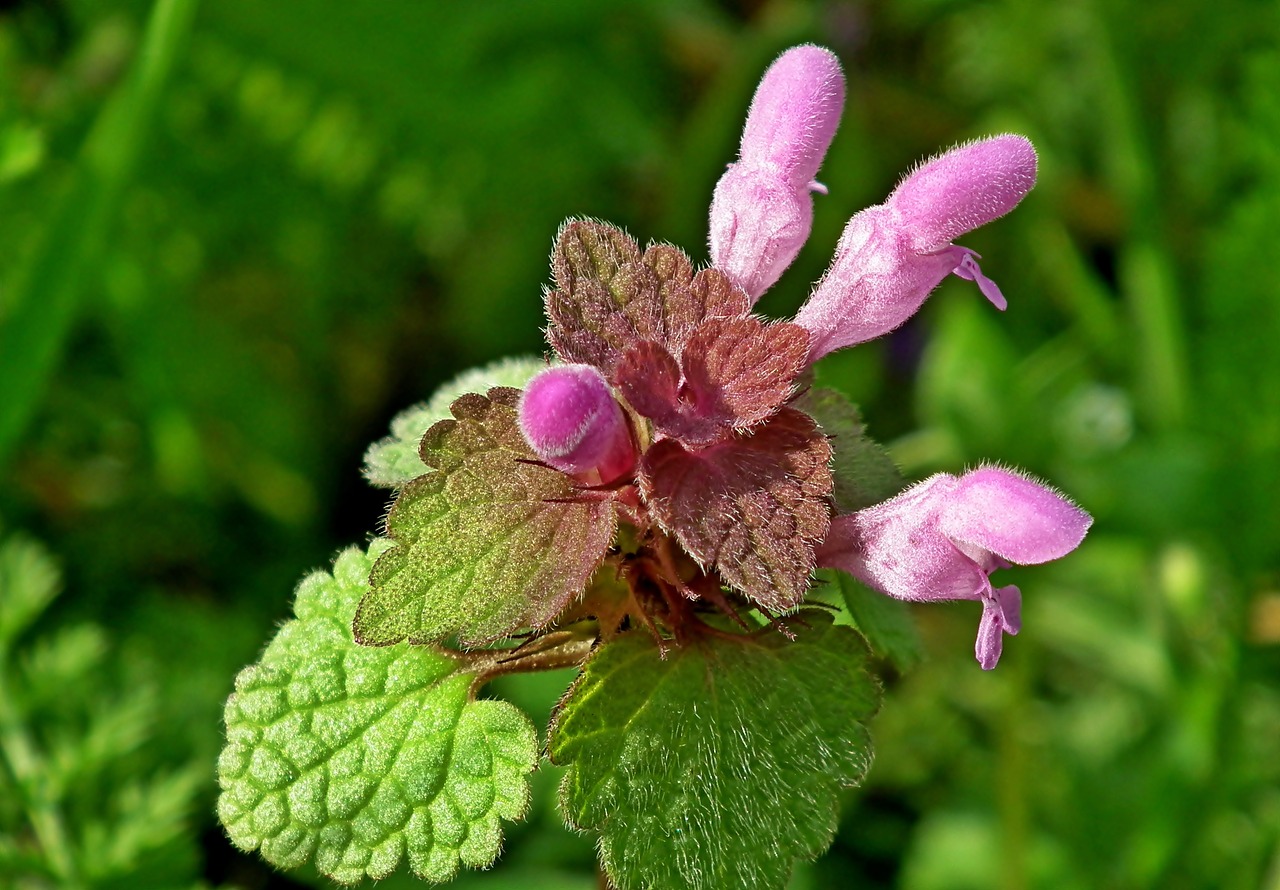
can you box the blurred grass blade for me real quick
[0,0,200,469]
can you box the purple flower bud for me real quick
[794,134,1037,361]
[818,465,1090,669]
[709,44,845,303]
[518,364,636,482]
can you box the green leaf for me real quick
[0,534,62,650]
[0,0,199,469]
[217,542,539,885]
[821,569,923,672]
[801,388,906,511]
[549,614,880,890]
[364,356,548,488]
[355,388,617,646]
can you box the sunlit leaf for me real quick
[218,542,538,884]
[356,388,616,646]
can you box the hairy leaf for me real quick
[821,568,923,671]
[549,613,880,890]
[800,388,905,511]
[356,388,616,646]
[639,407,832,611]
[546,220,747,373]
[218,543,538,885]
[363,356,548,488]
[616,318,809,443]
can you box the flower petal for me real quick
[975,599,1007,670]
[939,467,1092,565]
[890,134,1037,254]
[710,45,845,302]
[818,475,991,604]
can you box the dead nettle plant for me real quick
[217,45,1091,890]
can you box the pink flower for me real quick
[709,45,845,303]
[518,364,636,483]
[793,135,1037,362]
[818,466,1091,669]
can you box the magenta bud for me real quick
[518,364,635,481]
[794,134,1037,362]
[710,44,846,302]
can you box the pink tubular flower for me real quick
[817,466,1091,669]
[518,364,636,482]
[709,44,845,303]
[794,134,1037,362]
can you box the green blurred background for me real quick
[1,0,1277,887]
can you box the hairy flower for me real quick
[818,467,1091,668]
[709,44,845,302]
[793,134,1037,361]
[518,363,636,482]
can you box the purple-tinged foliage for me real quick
[614,316,809,444]
[818,467,1091,668]
[356,388,617,646]
[546,222,746,376]
[793,135,1037,361]
[518,364,636,482]
[710,45,845,301]
[638,408,832,612]
[544,222,827,614]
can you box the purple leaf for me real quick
[547,220,748,374]
[638,407,833,612]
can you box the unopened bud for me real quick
[518,364,636,482]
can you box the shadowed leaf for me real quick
[800,388,905,511]
[549,613,880,890]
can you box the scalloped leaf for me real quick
[355,387,617,646]
[217,543,538,885]
[615,317,809,443]
[546,220,747,373]
[801,387,905,511]
[638,407,832,611]
[363,356,548,488]
[549,613,880,890]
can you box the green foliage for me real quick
[823,569,924,673]
[0,533,206,889]
[550,614,880,890]
[0,0,199,467]
[801,387,906,511]
[355,388,617,646]
[217,542,539,884]
[364,356,548,488]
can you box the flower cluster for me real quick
[515,45,1088,667]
